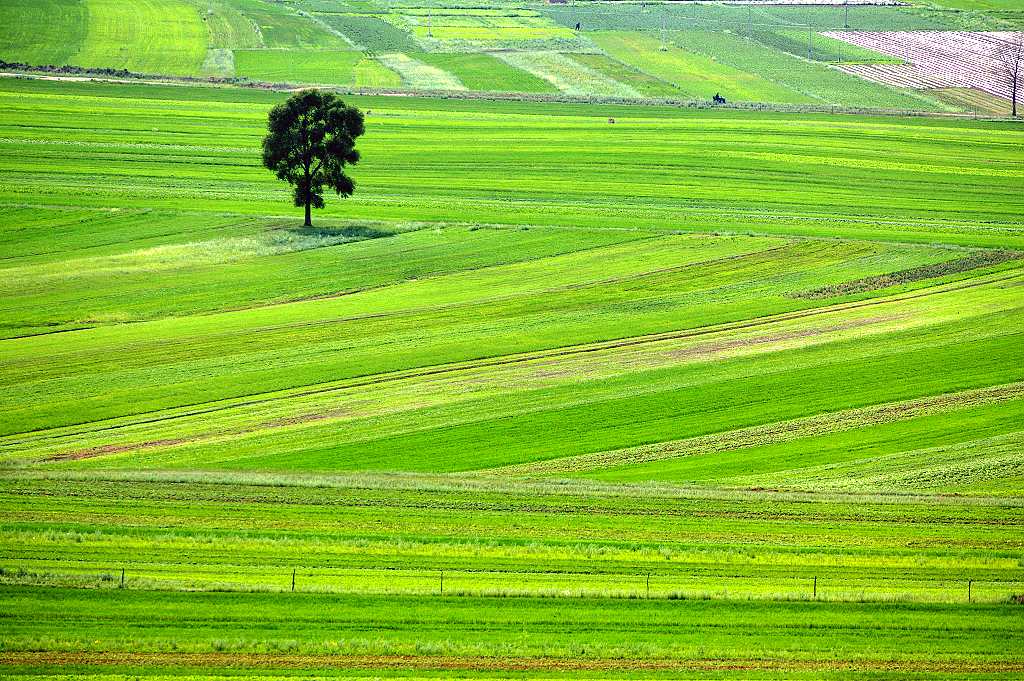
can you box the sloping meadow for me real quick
[0,77,1022,678]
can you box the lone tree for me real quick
[996,34,1024,117]
[262,90,365,226]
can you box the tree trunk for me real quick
[1014,69,1020,117]
[303,161,313,226]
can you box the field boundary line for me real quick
[11,466,1021,506]
[0,651,1021,673]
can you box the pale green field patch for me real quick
[377,52,465,90]
[495,51,640,98]
[233,49,364,85]
[73,0,208,75]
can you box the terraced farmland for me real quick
[0,73,1023,679]
[0,0,1002,112]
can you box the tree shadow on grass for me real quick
[286,224,396,241]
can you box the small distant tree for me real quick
[262,90,365,226]
[996,34,1023,117]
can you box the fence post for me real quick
[440,570,444,596]
[291,568,295,593]
[813,575,817,599]
[120,568,125,589]
[647,572,650,599]
[968,579,972,603]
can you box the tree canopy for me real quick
[262,90,365,226]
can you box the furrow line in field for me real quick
[494,382,1024,476]
[214,240,799,326]
[1,651,1022,673]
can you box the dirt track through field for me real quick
[2,651,1023,674]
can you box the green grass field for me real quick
[231,0,348,49]
[755,28,900,64]
[376,52,465,89]
[567,52,687,98]
[73,0,207,74]
[412,52,557,93]
[233,49,365,84]
[317,12,421,53]
[3,586,1020,678]
[231,46,401,87]
[592,31,818,103]
[924,0,1024,28]
[0,0,87,65]
[1,22,1023,680]
[667,30,946,109]
[496,50,642,97]
[0,0,207,75]
[543,2,956,32]
[202,0,264,50]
